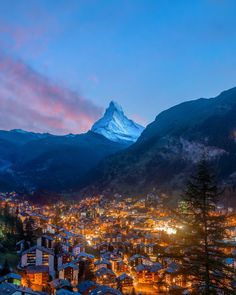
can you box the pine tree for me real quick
[24,217,35,245]
[169,159,235,294]
[3,203,10,232]
[54,242,63,274]
[16,218,24,241]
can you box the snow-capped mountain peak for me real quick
[91,101,144,144]
[109,100,123,113]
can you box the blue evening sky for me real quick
[1,0,236,128]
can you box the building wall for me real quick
[21,253,28,267]
[36,249,43,265]
[49,254,55,274]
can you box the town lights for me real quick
[154,225,177,235]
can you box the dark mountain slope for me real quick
[0,130,127,191]
[0,101,143,192]
[84,87,236,196]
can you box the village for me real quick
[0,192,236,295]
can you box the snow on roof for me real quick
[166,262,180,274]
[56,289,81,295]
[58,262,79,271]
[77,252,94,259]
[49,278,71,289]
[129,254,145,261]
[22,245,54,255]
[0,282,39,295]
[22,245,54,256]
[88,285,122,295]
[26,265,49,273]
[77,280,97,292]
[117,273,133,281]
[0,273,21,283]
[95,267,115,277]
[94,259,111,265]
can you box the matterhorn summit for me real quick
[91,101,144,144]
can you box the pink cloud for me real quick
[0,53,102,134]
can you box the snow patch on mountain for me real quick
[10,129,51,139]
[11,129,29,134]
[159,137,227,163]
[180,138,227,163]
[91,101,144,143]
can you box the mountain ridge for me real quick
[0,101,141,191]
[0,89,235,196]
[82,87,236,198]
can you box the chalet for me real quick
[95,267,116,288]
[37,234,54,249]
[144,243,156,255]
[49,278,72,295]
[58,262,79,286]
[94,259,111,270]
[129,254,146,267]
[110,259,127,273]
[20,245,55,276]
[73,243,86,257]
[24,265,49,292]
[57,250,76,268]
[160,261,187,291]
[77,252,94,264]
[135,262,162,284]
[117,273,133,288]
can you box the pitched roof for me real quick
[58,262,79,271]
[166,262,180,274]
[129,254,145,261]
[22,245,54,256]
[0,282,39,295]
[95,267,115,277]
[0,273,21,283]
[41,234,54,241]
[94,259,111,266]
[77,280,97,292]
[56,289,81,295]
[49,278,71,289]
[117,273,133,281]
[77,252,94,259]
[135,263,162,273]
[88,285,122,295]
[26,265,49,273]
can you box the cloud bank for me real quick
[0,53,102,134]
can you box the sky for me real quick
[0,0,236,134]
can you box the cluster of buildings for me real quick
[0,193,236,294]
